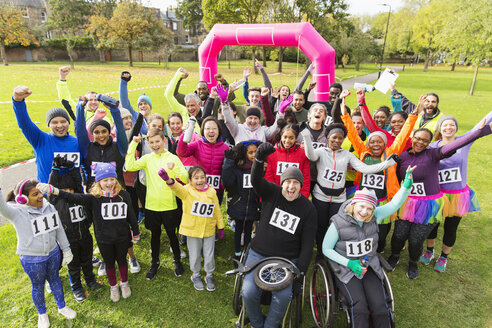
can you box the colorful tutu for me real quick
[442,186,480,217]
[346,185,357,199]
[399,193,449,225]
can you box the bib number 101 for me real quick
[101,202,127,220]
[31,212,60,237]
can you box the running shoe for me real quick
[205,274,216,292]
[434,256,448,273]
[146,262,160,280]
[87,280,102,291]
[129,257,141,274]
[191,274,204,291]
[406,262,419,279]
[387,255,400,272]
[58,306,77,319]
[174,261,184,277]
[97,262,106,276]
[110,285,120,302]
[92,256,101,267]
[120,281,131,299]
[137,211,144,224]
[38,313,49,328]
[72,288,86,303]
[420,249,434,265]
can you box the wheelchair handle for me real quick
[225,256,301,277]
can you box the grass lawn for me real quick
[0,61,491,327]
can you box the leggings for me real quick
[391,220,438,262]
[312,197,342,252]
[145,209,181,264]
[233,219,254,253]
[20,249,65,315]
[335,268,391,328]
[377,222,392,253]
[67,233,95,291]
[427,216,462,247]
[98,241,129,286]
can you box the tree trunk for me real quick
[66,38,75,69]
[469,65,478,96]
[451,61,456,71]
[278,47,284,72]
[355,60,360,71]
[128,45,133,67]
[423,50,431,72]
[252,48,258,74]
[98,49,106,63]
[0,40,8,66]
[262,47,267,67]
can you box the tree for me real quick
[176,0,203,31]
[346,27,380,71]
[0,5,39,65]
[46,0,92,68]
[86,0,117,62]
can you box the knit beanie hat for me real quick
[246,107,261,119]
[391,93,402,112]
[92,162,117,182]
[137,94,152,108]
[351,188,377,208]
[280,166,304,187]
[46,107,70,126]
[90,119,111,134]
[367,131,388,146]
[50,172,77,190]
[119,108,132,119]
[436,115,458,133]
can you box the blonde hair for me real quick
[346,203,374,223]
[89,179,123,198]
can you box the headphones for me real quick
[15,180,31,205]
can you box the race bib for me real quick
[69,205,86,223]
[91,162,105,176]
[276,162,299,175]
[101,202,127,220]
[312,142,325,150]
[269,208,300,234]
[346,238,373,257]
[438,168,462,184]
[54,152,80,167]
[360,174,385,190]
[322,168,345,183]
[243,174,252,188]
[207,175,221,189]
[190,201,215,218]
[410,182,426,196]
[31,212,60,237]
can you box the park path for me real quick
[0,66,402,225]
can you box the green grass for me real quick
[0,62,491,327]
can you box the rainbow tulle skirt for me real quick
[442,186,480,218]
[399,193,448,225]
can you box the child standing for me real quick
[0,180,76,328]
[37,162,140,302]
[158,166,224,291]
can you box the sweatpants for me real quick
[67,233,96,291]
[98,241,129,286]
[391,220,438,261]
[145,209,181,264]
[427,216,462,247]
[312,197,342,252]
[187,235,215,274]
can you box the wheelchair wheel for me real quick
[310,261,335,328]
[233,246,251,316]
[382,271,395,328]
[254,259,294,291]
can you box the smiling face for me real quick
[49,116,70,137]
[280,86,290,99]
[85,92,100,111]
[281,129,297,149]
[245,115,260,130]
[196,82,209,100]
[424,95,438,114]
[374,111,388,128]
[369,136,385,157]
[138,101,151,117]
[328,132,344,151]
[440,119,457,138]
[149,119,164,131]
[168,116,183,136]
[186,99,200,117]
[190,169,206,190]
[122,116,133,131]
[93,125,110,145]
[203,120,219,143]
[292,93,305,112]
[27,187,44,208]
[352,201,375,222]
[99,177,117,193]
[148,134,165,153]
[411,130,432,153]
[248,90,261,107]
[308,105,326,126]
[281,179,301,201]
[246,144,257,162]
[352,116,364,135]
[390,113,406,135]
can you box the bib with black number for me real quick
[346,238,373,257]
[409,182,426,196]
[31,212,60,237]
[322,168,345,183]
[360,174,385,190]
[101,202,127,220]
[69,205,86,223]
[243,174,252,189]
[276,162,299,175]
[312,142,325,150]
[207,175,221,189]
[54,152,80,167]
[190,201,215,218]
[269,208,301,234]
[91,161,105,176]
[438,168,462,184]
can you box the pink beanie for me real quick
[352,188,377,208]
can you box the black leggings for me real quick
[377,222,392,253]
[312,197,342,252]
[145,209,181,264]
[335,267,392,328]
[427,216,462,247]
[233,219,254,253]
[98,241,129,286]
[391,220,438,262]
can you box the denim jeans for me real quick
[241,249,294,328]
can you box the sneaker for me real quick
[170,246,187,259]
[129,257,141,274]
[87,280,102,291]
[98,262,106,276]
[72,288,86,303]
[110,285,120,302]
[92,256,101,268]
[45,282,51,294]
[434,256,448,273]
[58,306,76,319]
[174,261,184,277]
[406,262,419,279]
[137,211,144,224]
[179,235,186,245]
[387,255,400,271]
[146,262,160,280]
[38,313,49,328]
[191,274,204,291]
[240,232,245,247]
[205,274,216,292]
[420,249,434,265]
[120,281,131,299]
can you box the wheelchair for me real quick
[226,246,306,328]
[309,253,395,328]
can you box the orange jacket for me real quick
[341,113,418,200]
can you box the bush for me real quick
[42,36,94,49]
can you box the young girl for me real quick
[221,141,261,262]
[167,112,199,169]
[264,124,311,197]
[0,180,76,328]
[158,166,224,292]
[37,162,140,302]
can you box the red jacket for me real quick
[265,143,311,197]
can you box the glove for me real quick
[347,260,363,276]
[216,83,229,103]
[387,153,399,165]
[121,71,132,82]
[224,147,238,160]
[278,95,293,114]
[132,233,140,244]
[218,229,225,239]
[53,156,74,169]
[158,168,170,181]
[403,168,414,189]
[36,183,57,195]
[292,275,304,296]
[255,143,275,162]
[62,250,74,266]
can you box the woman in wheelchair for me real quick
[241,143,317,328]
[322,166,414,328]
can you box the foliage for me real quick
[85,0,117,56]
[176,0,203,31]
[43,36,94,49]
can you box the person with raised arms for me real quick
[119,71,152,135]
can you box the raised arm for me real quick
[375,167,414,223]
[251,143,278,198]
[441,121,492,157]
[348,152,397,174]
[255,60,272,90]
[299,129,320,161]
[241,67,251,104]
[75,100,90,159]
[57,66,77,110]
[109,105,128,156]
[294,64,314,92]
[260,89,275,127]
[129,113,144,142]
[12,88,45,148]
[391,88,416,114]
[0,189,21,222]
[341,113,366,156]
[119,72,136,119]
[173,68,188,106]
[124,138,147,172]
[164,69,188,117]
[330,97,343,124]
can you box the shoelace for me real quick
[436,258,447,266]
[423,251,433,259]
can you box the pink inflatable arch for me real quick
[198,22,335,102]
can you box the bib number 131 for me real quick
[269,208,300,234]
[31,212,60,237]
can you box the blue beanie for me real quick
[137,94,152,108]
[92,162,117,182]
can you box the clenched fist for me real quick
[13,86,32,102]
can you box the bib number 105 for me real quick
[101,202,127,220]
[31,212,60,237]
[190,201,215,217]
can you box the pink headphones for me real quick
[15,180,31,205]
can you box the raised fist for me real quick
[121,71,132,82]
[13,86,32,102]
[59,66,70,80]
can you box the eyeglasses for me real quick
[413,137,431,144]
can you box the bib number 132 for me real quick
[31,212,60,237]
[269,208,300,234]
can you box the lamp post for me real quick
[378,3,392,78]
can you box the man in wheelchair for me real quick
[321,166,414,328]
[241,143,317,328]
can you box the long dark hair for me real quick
[6,179,39,202]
